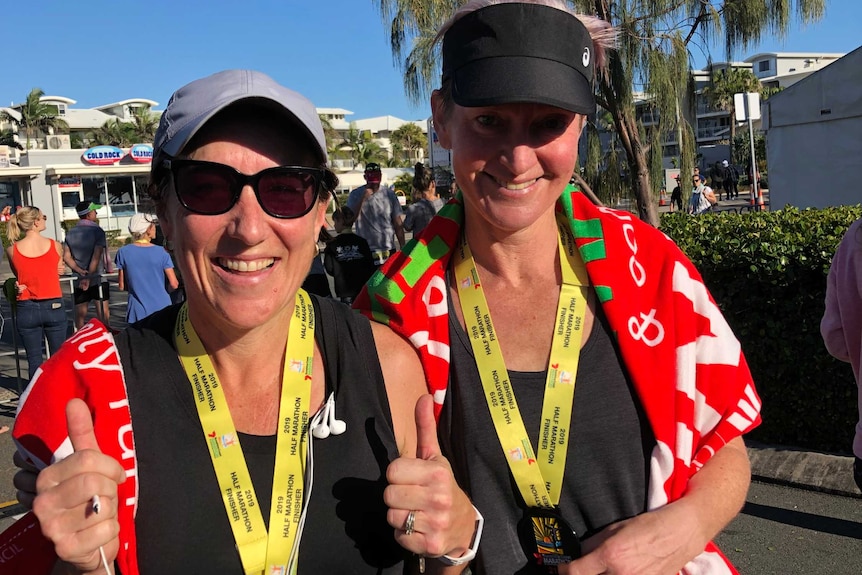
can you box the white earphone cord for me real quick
[289,392,346,568]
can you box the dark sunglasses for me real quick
[163,158,337,219]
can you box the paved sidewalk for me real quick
[747,441,860,498]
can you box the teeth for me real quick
[218,258,274,272]
[497,179,536,191]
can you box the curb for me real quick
[747,442,861,498]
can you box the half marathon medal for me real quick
[518,508,580,573]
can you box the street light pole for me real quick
[735,92,763,210]
[748,114,759,209]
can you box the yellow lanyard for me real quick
[453,216,589,508]
[174,291,315,575]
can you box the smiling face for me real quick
[432,94,585,236]
[158,108,327,335]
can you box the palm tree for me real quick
[0,129,23,150]
[341,123,377,168]
[701,66,762,158]
[318,114,340,154]
[0,88,70,150]
[390,123,427,164]
[90,119,134,147]
[355,140,387,168]
[129,106,159,143]
[388,143,406,167]
[375,0,826,227]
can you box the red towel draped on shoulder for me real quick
[354,188,762,574]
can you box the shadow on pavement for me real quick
[742,501,862,540]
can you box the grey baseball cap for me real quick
[153,69,327,162]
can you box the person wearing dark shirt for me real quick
[63,201,111,329]
[324,206,375,304]
[723,160,739,200]
[709,161,728,201]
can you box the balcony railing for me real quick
[697,125,731,140]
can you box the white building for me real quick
[762,46,862,209]
[318,107,427,171]
[2,95,427,239]
[636,51,845,168]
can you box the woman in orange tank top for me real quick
[5,207,68,380]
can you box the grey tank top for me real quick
[439,297,655,575]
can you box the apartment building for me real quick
[318,107,427,172]
[636,51,845,167]
[1,97,427,239]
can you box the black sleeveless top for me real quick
[116,297,407,574]
[439,299,655,575]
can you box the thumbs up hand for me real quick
[32,399,126,574]
[385,395,477,561]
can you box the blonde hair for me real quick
[6,206,42,243]
[131,227,152,242]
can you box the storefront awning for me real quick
[0,166,43,180]
[45,163,151,180]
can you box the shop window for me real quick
[106,176,135,216]
[0,181,20,209]
[61,191,81,209]
[82,176,107,206]
[133,175,153,212]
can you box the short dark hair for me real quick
[335,206,357,227]
[365,162,381,172]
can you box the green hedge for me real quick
[661,206,862,454]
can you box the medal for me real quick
[518,508,580,572]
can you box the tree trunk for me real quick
[598,45,660,227]
[571,172,604,207]
[606,97,659,226]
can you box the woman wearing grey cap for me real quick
[13,70,476,574]
[356,1,761,574]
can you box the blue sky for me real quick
[3,0,860,123]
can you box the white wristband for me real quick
[436,504,484,566]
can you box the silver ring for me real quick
[404,510,416,536]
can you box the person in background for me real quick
[347,162,405,266]
[0,205,12,222]
[324,206,376,304]
[670,175,683,212]
[12,69,476,575]
[63,201,111,329]
[689,174,714,215]
[301,227,333,298]
[404,162,445,238]
[723,160,739,200]
[821,217,862,492]
[5,207,67,379]
[356,1,760,573]
[114,213,179,323]
[708,160,727,202]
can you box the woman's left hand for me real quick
[560,501,703,575]
[384,395,477,560]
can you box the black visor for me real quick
[442,4,597,114]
